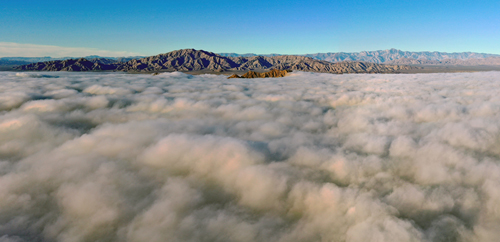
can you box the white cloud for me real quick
[0,42,142,57]
[1,71,500,241]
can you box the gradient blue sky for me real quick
[1,0,499,56]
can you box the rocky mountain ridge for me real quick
[16,49,419,74]
[116,49,419,73]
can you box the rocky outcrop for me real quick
[15,58,120,71]
[16,49,419,74]
[228,69,291,79]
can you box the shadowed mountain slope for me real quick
[119,49,240,72]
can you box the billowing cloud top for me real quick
[1,71,500,241]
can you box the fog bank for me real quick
[1,71,500,242]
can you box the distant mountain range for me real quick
[384,56,500,66]
[14,49,418,74]
[304,49,500,63]
[16,58,120,71]
[220,49,500,64]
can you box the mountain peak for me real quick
[155,48,219,59]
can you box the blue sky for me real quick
[1,0,499,57]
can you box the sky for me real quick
[1,0,499,57]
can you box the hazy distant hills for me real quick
[222,49,500,64]
[384,56,500,66]
[304,49,500,63]
[15,49,419,74]
[16,58,121,71]
[0,56,142,67]
[0,57,61,66]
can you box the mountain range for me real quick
[305,49,500,63]
[11,48,500,74]
[14,49,419,74]
[220,49,500,64]
[7,49,500,66]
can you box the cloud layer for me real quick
[1,71,500,241]
[0,42,141,58]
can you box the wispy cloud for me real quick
[0,42,142,57]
